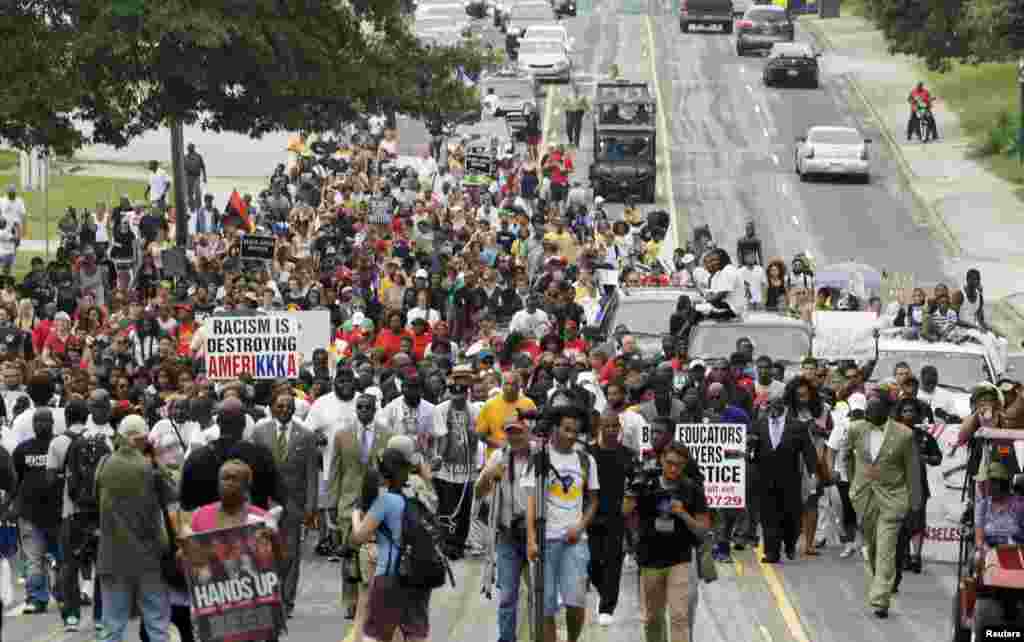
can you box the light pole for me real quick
[1018,57,1024,166]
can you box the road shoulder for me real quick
[799,15,1024,299]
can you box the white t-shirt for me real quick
[148,170,171,202]
[149,418,200,467]
[432,400,482,484]
[710,264,747,317]
[0,197,26,229]
[521,447,599,540]
[509,308,551,339]
[0,227,16,256]
[737,265,766,305]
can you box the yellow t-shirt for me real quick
[475,395,537,459]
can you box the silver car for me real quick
[794,125,872,183]
[517,38,572,83]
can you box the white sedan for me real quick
[522,24,575,51]
[794,126,872,183]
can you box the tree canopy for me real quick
[0,0,495,155]
[862,0,1024,71]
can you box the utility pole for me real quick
[170,119,189,247]
[1018,57,1024,166]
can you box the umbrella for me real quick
[816,262,883,298]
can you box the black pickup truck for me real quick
[680,0,734,33]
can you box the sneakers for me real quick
[598,613,614,626]
[64,616,80,632]
[840,543,858,558]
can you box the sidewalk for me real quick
[800,15,1024,301]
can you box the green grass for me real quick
[11,248,52,281]
[840,0,868,17]
[0,150,17,173]
[0,171,147,240]
[923,61,1024,185]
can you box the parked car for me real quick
[794,125,871,183]
[762,42,820,87]
[735,5,793,55]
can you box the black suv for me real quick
[762,42,820,88]
[735,5,794,56]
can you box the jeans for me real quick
[641,563,692,642]
[541,539,589,617]
[98,572,170,642]
[19,519,61,605]
[496,533,529,642]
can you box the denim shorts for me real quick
[543,539,589,616]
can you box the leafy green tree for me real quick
[0,0,494,154]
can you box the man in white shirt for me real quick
[145,161,171,207]
[482,88,500,117]
[305,371,359,535]
[697,248,747,320]
[737,249,767,309]
[4,372,66,454]
[826,392,867,558]
[379,375,435,449]
[0,185,26,234]
[508,294,550,339]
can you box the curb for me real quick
[799,17,963,259]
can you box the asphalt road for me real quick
[2,534,959,642]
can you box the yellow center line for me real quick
[542,84,560,149]
[753,544,812,642]
[643,15,685,257]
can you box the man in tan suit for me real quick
[329,393,394,620]
[845,395,921,618]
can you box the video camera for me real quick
[625,455,702,510]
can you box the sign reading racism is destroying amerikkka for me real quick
[205,316,301,380]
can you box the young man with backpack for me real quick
[524,405,600,642]
[351,435,447,642]
[46,399,104,632]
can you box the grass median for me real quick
[0,149,147,239]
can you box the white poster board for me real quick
[268,310,332,366]
[813,311,876,361]
[641,423,747,508]
[205,316,301,380]
[922,422,967,563]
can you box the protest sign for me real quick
[205,316,300,380]
[640,423,746,508]
[239,235,276,261]
[813,311,876,361]
[183,523,284,642]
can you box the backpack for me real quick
[64,434,112,513]
[381,493,453,590]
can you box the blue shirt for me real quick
[369,491,405,576]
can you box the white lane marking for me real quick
[754,104,761,114]
[745,84,753,92]
[792,215,800,225]
[780,182,790,196]
[771,153,779,165]
[762,127,770,137]
[3,604,22,618]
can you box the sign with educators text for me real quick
[640,423,747,508]
[813,311,876,361]
[239,235,276,261]
[183,523,284,642]
[205,316,300,380]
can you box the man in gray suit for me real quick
[250,391,319,618]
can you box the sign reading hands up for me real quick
[813,311,877,361]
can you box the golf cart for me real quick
[952,424,1024,640]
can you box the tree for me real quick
[0,0,495,155]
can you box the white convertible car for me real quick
[794,125,872,183]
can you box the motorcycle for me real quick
[913,97,936,143]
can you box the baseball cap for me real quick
[385,435,423,467]
[848,392,868,412]
[415,268,428,279]
[119,414,149,439]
